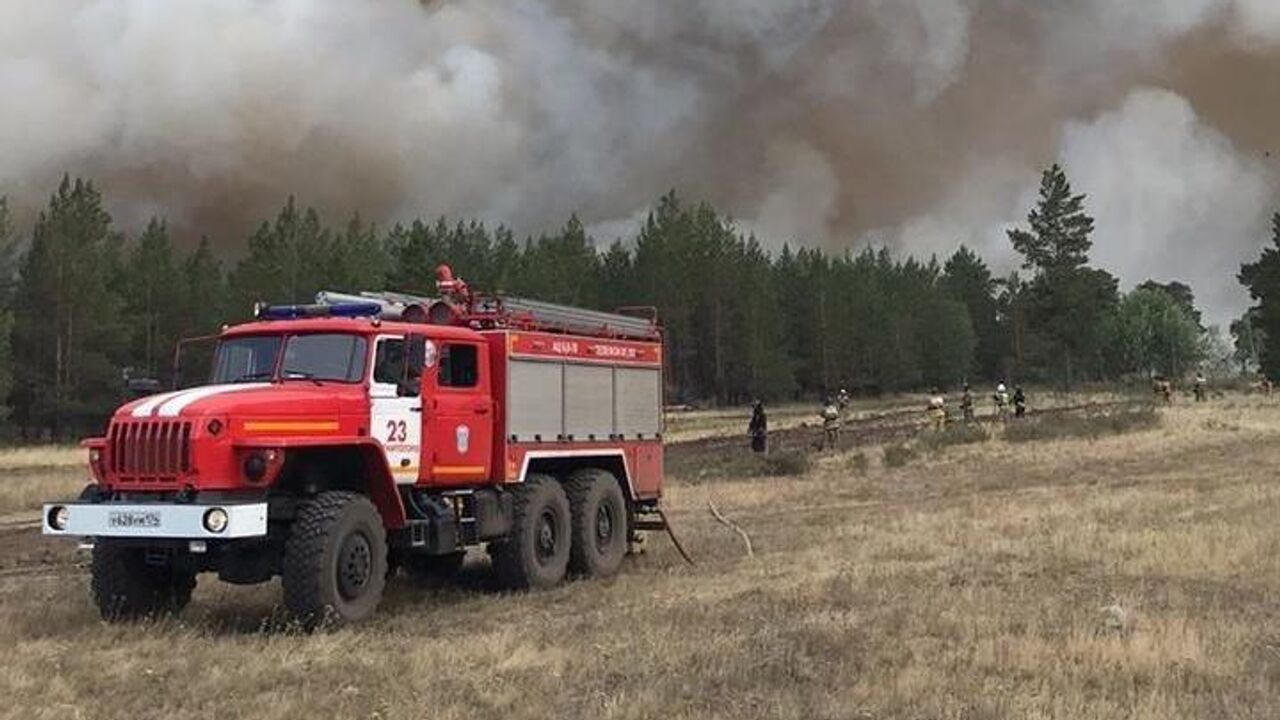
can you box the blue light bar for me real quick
[256,302,383,320]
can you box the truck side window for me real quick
[439,344,478,388]
[373,338,405,385]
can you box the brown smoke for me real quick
[1,1,1277,321]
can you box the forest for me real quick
[0,164,1271,439]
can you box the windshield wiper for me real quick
[280,370,324,386]
[230,371,274,383]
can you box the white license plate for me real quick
[107,510,162,529]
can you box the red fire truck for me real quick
[43,266,665,626]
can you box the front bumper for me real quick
[42,501,268,539]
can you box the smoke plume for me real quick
[1,0,1278,322]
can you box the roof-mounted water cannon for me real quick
[427,264,472,326]
[434,264,471,302]
[425,263,659,339]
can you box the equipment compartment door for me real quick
[425,341,492,486]
[370,336,423,484]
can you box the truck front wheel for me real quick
[282,491,387,628]
[491,474,571,590]
[91,540,196,621]
[566,469,628,578]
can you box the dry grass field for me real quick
[2,397,1279,719]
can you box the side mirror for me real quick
[399,334,427,397]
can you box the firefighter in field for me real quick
[960,384,976,423]
[994,383,1011,422]
[1012,385,1027,418]
[1193,372,1208,403]
[748,400,768,454]
[1153,375,1173,404]
[926,388,947,430]
[837,387,851,412]
[820,396,842,450]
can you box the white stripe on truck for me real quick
[151,383,270,417]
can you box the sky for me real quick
[1,0,1278,324]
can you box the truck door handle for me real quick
[409,407,422,413]
[474,406,490,415]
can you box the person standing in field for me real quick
[837,388,851,412]
[1193,373,1208,403]
[960,384,976,423]
[1013,386,1027,418]
[820,397,842,451]
[994,383,1010,422]
[927,388,947,430]
[748,400,768,454]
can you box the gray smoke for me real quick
[1,1,1278,323]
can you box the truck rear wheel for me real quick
[91,540,196,621]
[491,474,570,590]
[566,469,628,578]
[282,491,387,628]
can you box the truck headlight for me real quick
[47,505,69,531]
[203,507,229,534]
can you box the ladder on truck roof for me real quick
[467,294,658,341]
[305,269,659,341]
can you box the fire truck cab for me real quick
[43,266,665,626]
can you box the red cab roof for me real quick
[221,316,485,342]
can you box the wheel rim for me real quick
[337,532,373,600]
[595,502,615,548]
[535,508,560,565]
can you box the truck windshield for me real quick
[211,334,368,384]
[212,335,282,383]
[281,334,367,382]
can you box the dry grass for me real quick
[0,446,89,518]
[3,398,1280,718]
[0,445,84,471]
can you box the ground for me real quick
[2,396,1279,719]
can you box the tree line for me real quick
[0,166,1251,439]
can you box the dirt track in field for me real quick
[664,399,1137,474]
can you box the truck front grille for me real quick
[107,420,192,486]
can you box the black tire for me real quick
[565,469,628,579]
[491,474,571,590]
[400,551,465,581]
[282,491,387,628]
[91,540,196,621]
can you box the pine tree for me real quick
[598,240,635,312]
[0,198,17,422]
[173,237,227,387]
[326,212,388,291]
[1008,164,1117,387]
[1238,213,1280,380]
[13,176,127,437]
[519,215,601,306]
[942,246,1003,380]
[123,218,182,380]
[229,196,332,313]
[1008,164,1095,274]
[1230,308,1265,374]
